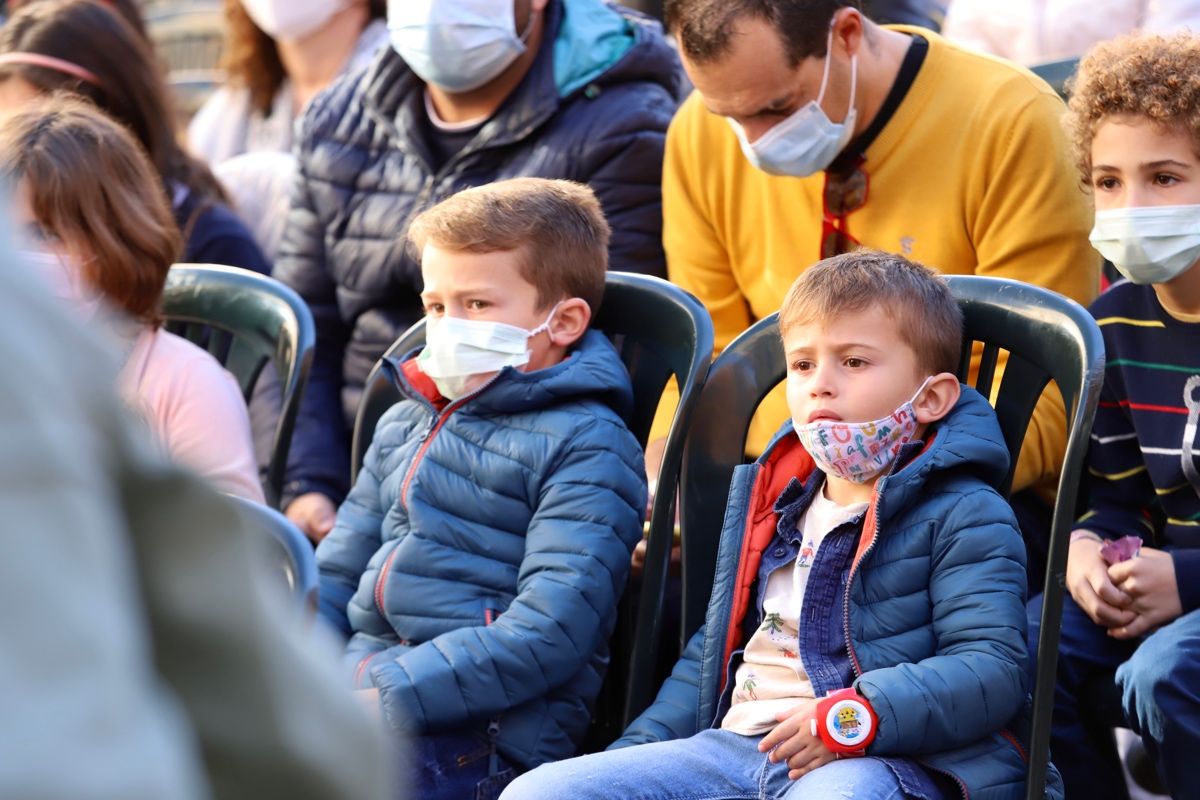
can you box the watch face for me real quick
[825,698,873,747]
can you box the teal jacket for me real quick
[616,388,1064,799]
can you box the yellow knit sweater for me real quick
[652,27,1099,493]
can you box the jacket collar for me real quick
[360,0,567,162]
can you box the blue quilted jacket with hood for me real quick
[615,388,1064,799]
[316,330,646,770]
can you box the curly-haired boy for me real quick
[1037,32,1200,800]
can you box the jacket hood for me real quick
[389,329,635,423]
[553,0,682,98]
[875,385,1010,521]
[361,0,680,144]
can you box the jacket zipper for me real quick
[398,374,501,512]
[916,760,971,800]
[842,480,885,678]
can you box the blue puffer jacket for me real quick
[615,388,1065,799]
[316,330,647,769]
[276,0,680,505]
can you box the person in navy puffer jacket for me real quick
[504,251,1063,800]
[315,179,646,799]
[276,0,680,541]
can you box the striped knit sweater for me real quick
[1078,280,1200,612]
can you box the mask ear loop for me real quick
[526,301,564,347]
[816,22,858,121]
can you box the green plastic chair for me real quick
[350,270,714,750]
[1030,56,1079,100]
[162,264,315,509]
[226,493,318,613]
[662,275,1103,800]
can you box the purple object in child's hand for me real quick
[1099,535,1142,566]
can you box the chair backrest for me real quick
[665,275,1103,800]
[350,270,714,748]
[226,493,318,613]
[162,264,315,508]
[1029,56,1078,100]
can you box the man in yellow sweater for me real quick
[650,0,1098,523]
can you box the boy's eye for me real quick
[467,299,490,310]
[790,359,813,372]
[1095,177,1119,191]
[424,303,444,316]
[1154,173,1180,187]
[844,357,865,368]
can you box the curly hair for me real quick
[1066,33,1200,183]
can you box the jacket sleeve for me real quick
[610,624,706,748]
[575,83,678,280]
[274,109,352,507]
[967,89,1100,492]
[855,485,1029,755]
[313,413,393,639]
[368,417,647,734]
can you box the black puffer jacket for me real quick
[276,0,680,504]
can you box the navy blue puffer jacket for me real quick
[276,0,680,504]
[615,389,1064,799]
[316,330,647,769]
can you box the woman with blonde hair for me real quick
[1,96,264,503]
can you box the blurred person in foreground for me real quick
[0,195,390,799]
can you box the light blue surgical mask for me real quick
[388,0,535,94]
[728,28,858,178]
[1090,205,1200,285]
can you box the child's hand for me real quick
[286,492,337,543]
[1066,533,1136,629]
[758,700,836,780]
[1106,547,1182,639]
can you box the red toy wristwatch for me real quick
[809,688,878,756]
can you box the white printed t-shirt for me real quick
[721,486,867,736]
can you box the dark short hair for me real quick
[664,0,862,65]
[407,178,610,317]
[779,249,963,376]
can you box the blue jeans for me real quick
[501,728,921,800]
[1029,593,1200,800]
[404,730,516,800]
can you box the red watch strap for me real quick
[814,688,877,754]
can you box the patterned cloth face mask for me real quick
[793,377,932,483]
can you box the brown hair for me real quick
[664,0,861,65]
[1066,33,1200,183]
[220,0,386,117]
[779,249,962,375]
[407,178,611,316]
[0,97,182,325]
[0,0,228,212]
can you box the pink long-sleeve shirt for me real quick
[119,327,264,504]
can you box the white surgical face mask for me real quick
[239,0,348,41]
[19,247,102,321]
[728,27,858,178]
[417,304,558,400]
[1090,205,1200,285]
[388,0,534,94]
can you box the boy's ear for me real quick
[913,372,961,425]
[547,297,591,348]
